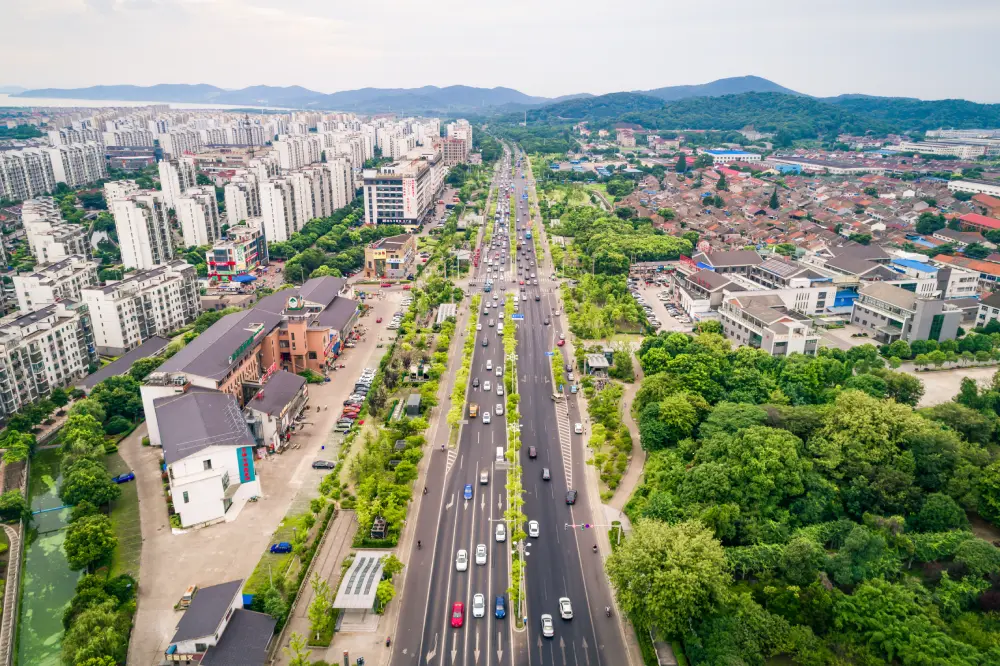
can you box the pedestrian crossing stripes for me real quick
[554,398,573,488]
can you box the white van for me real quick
[497,323,504,335]
[495,446,504,463]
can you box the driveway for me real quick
[123,290,404,665]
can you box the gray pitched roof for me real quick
[171,579,243,643]
[693,249,763,268]
[154,389,255,464]
[77,336,169,391]
[314,295,359,331]
[981,291,1000,309]
[201,609,276,666]
[246,370,307,416]
[158,308,282,380]
[859,282,918,311]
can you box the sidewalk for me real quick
[609,362,645,514]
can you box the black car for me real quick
[565,489,578,505]
[543,317,550,325]
[312,460,336,469]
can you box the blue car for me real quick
[270,542,293,554]
[495,595,506,619]
[464,484,473,500]
[111,471,135,484]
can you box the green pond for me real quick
[16,449,78,666]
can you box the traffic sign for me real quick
[511,314,524,321]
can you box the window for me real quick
[195,643,208,652]
[308,351,317,360]
[929,314,945,341]
[183,491,189,504]
[203,459,213,471]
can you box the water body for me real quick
[0,93,289,111]
[17,449,77,666]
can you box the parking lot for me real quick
[633,280,694,333]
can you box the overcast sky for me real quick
[7,0,1000,101]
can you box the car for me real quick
[486,359,493,371]
[565,489,578,504]
[464,484,473,500]
[484,308,490,316]
[483,411,491,424]
[522,294,527,301]
[476,543,487,565]
[456,549,469,571]
[451,602,465,628]
[528,520,540,538]
[480,469,489,484]
[495,522,507,542]
[482,338,489,347]
[484,380,491,392]
[540,614,555,638]
[542,467,551,480]
[495,595,507,619]
[567,372,575,381]
[565,363,572,372]
[574,423,583,434]
[312,460,336,469]
[529,446,537,459]
[495,365,503,377]
[559,597,574,620]
[380,282,392,288]
[376,317,382,323]
[559,333,565,340]
[477,323,482,331]
[496,384,504,396]
[473,377,480,388]
[570,385,578,394]
[112,471,135,484]
[543,317,550,325]
[473,593,486,618]
[270,542,293,554]
[557,339,565,347]
[488,320,494,327]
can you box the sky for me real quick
[6,0,1000,102]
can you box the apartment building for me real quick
[850,282,962,343]
[224,174,261,224]
[13,256,99,311]
[446,120,473,154]
[102,128,155,148]
[47,127,104,146]
[176,187,222,247]
[158,157,198,209]
[274,135,322,170]
[719,293,820,356]
[42,143,107,188]
[21,198,92,264]
[441,138,469,166]
[206,222,267,282]
[82,260,199,356]
[111,191,176,270]
[0,301,98,422]
[158,128,203,158]
[259,177,298,243]
[363,150,443,228]
[0,148,56,202]
[326,158,354,211]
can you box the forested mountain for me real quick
[640,75,802,101]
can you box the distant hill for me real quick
[16,83,228,102]
[517,93,666,123]
[0,85,26,95]
[639,76,802,101]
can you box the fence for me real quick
[0,459,29,666]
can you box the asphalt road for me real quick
[512,150,630,666]
[392,150,516,666]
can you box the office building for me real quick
[176,187,222,247]
[111,191,175,270]
[82,260,199,356]
[719,293,821,356]
[850,282,962,343]
[0,301,98,422]
[12,256,99,311]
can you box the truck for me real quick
[469,403,479,418]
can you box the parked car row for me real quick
[335,367,377,432]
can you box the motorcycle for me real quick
[605,606,611,617]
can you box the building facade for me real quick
[363,233,417,279]
[850,282,962,343]
[176,187,222,247]
[12,256,99,311]
[111,191,175,270]
[206,222,267,282]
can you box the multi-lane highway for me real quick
[391,145,629,666]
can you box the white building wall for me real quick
[170,445,262,528]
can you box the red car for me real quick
[380,282,392,288]
[519,280,525,285]
[557,339,565,347]
[403,285,412,290]
[451,602,464,628]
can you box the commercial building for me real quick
[158,157,198,209]
[141,277,358,445]
[206,222,267,282]
[850,282,962,343]
[12,256,99,311]
[363,233,417,279]
[0,301,98,422]
[245,370,308,452]
[176,187,222,247]
[949,179,1000,198]
[363,150,444,228]
[111,190,176,270]
[155,389,262,528]
[719,293,820,356]
[82,260,199,356]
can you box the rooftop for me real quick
[960,213,1000,230]
[77,336,169,391]
[246,370,306,417]
[333,551,390,609]
[154,389,256,464]
[858,282,918,311]
[200,609,276,666]
[170,579,242,643]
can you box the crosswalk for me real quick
[554,398,573,488]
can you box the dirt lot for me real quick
[907,364,1000,407]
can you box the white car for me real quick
[528,520,540,538]
[456,549,468,571]
[495,523,507,542]
[574,423,583,434]
[486,359,493,371]
[540,614,554,638]
[559,597,573,620]
[473,593,486,618]
[496,403,504,415]
[476,544,487,565]
[483,411,491,424]
[496,384,504,396]
[496,365,503,377]
[484,380,491,392]
[477,323,482,331]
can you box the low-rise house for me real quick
[245,370,309,453]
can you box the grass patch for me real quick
[243,513,302,595]
[106,452,141,578]
[307,623,334,647]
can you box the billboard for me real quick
[237,446,256,483]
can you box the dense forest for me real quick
[499,90,1000,141]
[608,329,1000,665]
